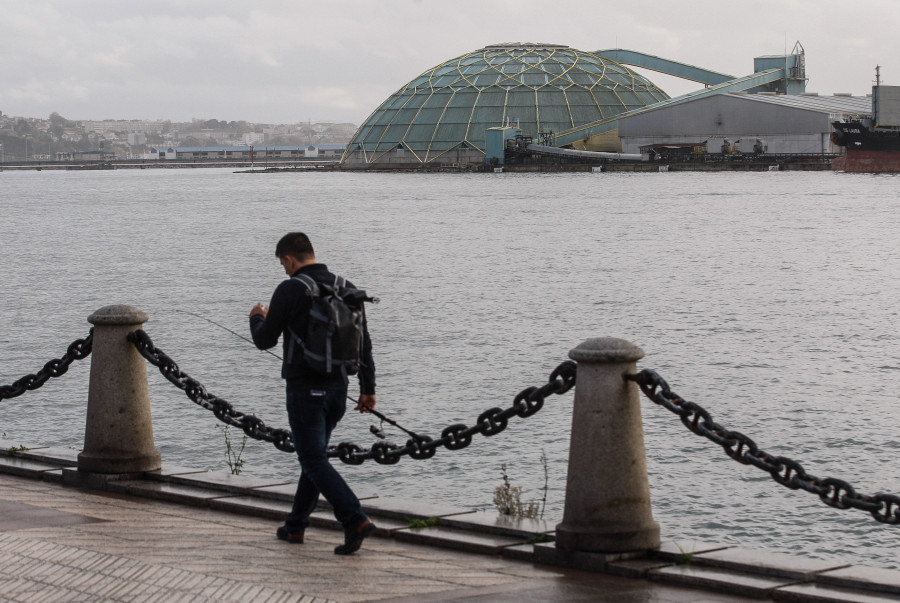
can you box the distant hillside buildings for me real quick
[81,120,166,134]
[0,112,357,161]
[147,144,345,161]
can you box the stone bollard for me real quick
[555,337,660,553]
[77,305,161,474]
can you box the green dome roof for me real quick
[344,43,669,165]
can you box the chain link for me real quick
[129,329,577,465]
[627,369,900,525]
[128,329,295,452]
[0,330,93,401]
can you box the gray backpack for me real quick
[286,274,374,376]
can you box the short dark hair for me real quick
[275,232,315,262]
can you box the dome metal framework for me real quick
[342,43,669,166]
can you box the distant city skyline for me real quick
[4,1,898,124]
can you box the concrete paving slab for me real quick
[655,539,732,561]
[434,510,555,539]
[106,480,240,506]
[695,547,851,580]
[145,464,214,478]
[316,487,383,503]
[164,469,293,493]
[61,468,150,490]
[244,481,297,501]
[39,468,65,483]
[360,496,477,521]
[20,445,80,466]
[244,481,300,502]
[208,494,292,519]
[304,509,342,531]
[501,543,536,562]
[534,543,651,573]
[300,510,411,537]
[0,441,45,460]
[774,583,900,603]
[606,557,674,578]
[363,516,411,536]
[651,564,801,598]
[816,565,900,596]
[394,525,527,555]
[0,455,67,478]
[253,482,381,503]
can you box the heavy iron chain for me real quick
[128,328,577,464]
[0,330,93,401]
[331,359,577,465]
[128,329,295,453]
[627,368,900,525]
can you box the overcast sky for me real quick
[4,1,897,125]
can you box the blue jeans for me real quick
[284,383,367,532]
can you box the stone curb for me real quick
[2,443,899,603]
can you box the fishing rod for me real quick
[350,396,424,441]
[176,309,282,362]
[177,309,422,440]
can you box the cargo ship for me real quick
[831,69,900,172]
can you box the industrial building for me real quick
[617,92,870,156]
[341,41,868,168]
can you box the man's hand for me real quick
[249,303,268,319]
[355,394,376,413]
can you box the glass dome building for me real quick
[341,43,669,167]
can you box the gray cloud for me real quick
[3,0,896,123]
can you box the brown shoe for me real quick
[276,526,304,544]
[334,519,375,555]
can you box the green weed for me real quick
[6,445,28,457]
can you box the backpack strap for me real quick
[292,273,318,293]
[332,275,349,378]
[286,274,318,365]
[294,273,345,292]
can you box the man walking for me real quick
[250,232,376,555]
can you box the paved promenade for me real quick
[1,446,899,602]
[0,472,750,603]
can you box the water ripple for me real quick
[1,169,898,569]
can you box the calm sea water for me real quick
[1,167,898,568]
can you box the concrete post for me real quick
[77,305,161,474]
[555,337,660,553]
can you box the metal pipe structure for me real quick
[525,144,645,162]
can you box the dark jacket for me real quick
[249,263,375,394]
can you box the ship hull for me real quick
[831,119,900,172]
[832,150,900,172]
